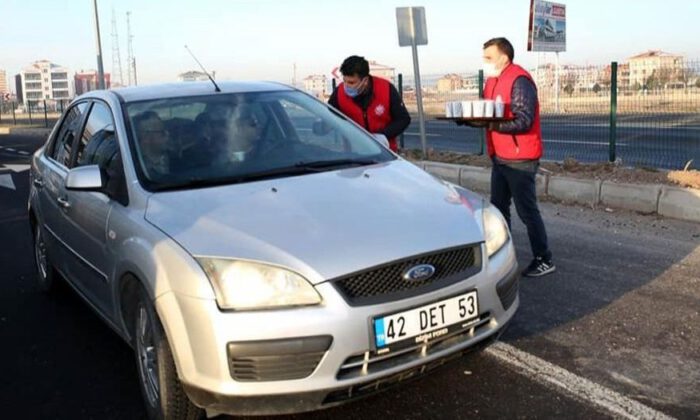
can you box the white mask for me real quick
[483,62,501,78]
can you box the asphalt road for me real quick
[1,130,699,419]
[401,113,700,169]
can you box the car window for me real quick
[49,102,88,167]
[125,90,394,191]
[279,99,346,153]
[75,102,118,169]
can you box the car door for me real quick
[61,100,127,317]
[35,101,89,279]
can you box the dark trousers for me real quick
[490,161,552,261]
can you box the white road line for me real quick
[18,151,30,155]
[485,342,674,420]
[6,148,15,152]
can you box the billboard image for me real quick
[528,0,566,52]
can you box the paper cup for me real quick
[495,101,505,118]
[484,100,495,118]
[472,101,485,118]
[451,101,462,118]
[445,102,454,118]
[461,101,472,118]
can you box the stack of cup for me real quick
[472,100,485,118]
[461,101,472,117]
[446,100,499,118]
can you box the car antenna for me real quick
[184,45,221,92]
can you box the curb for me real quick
[658,186,700,222]
[420,160,700,224]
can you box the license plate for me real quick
[373,291,479,350]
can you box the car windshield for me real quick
[124,90,395,191]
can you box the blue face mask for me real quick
[344,85,359,98]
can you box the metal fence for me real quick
[0,99,69,128]
[400,59,700,170]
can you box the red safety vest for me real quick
[484,63,543,160]
[337,76,397,151]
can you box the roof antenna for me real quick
[184,44,221,92]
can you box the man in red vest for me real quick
[329,55,411,152]
[481,37,555,277]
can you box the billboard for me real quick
[528,0,566,52]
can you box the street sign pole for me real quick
[397,7,428,157]
[411,39,427,157]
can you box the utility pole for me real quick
[92,0,106,89]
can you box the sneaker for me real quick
[522,257,556,277]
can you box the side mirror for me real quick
[65,165,105,191]
[312,119,333,136]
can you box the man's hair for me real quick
[483,37,515,62]
[340,55,370,78]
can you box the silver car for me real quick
[28,81,519,418]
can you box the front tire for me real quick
[131,286,203,420]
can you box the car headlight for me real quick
[196,258,322,310]
[483,206,509,257]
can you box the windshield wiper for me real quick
[151,165,323,191]
[294,158,379,170]
[150,160,382,191]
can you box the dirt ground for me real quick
[400,149,700,189]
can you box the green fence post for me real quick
[28,101,33,125]
[478,70,485,155]
[609,62,618,162]
[398,73,404,149]
[331,78,337,92]
[44,100,49,128]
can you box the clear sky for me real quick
[1,0,699,88]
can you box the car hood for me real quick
[145,160,486,284]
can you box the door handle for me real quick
[33,178,44,188]
[57,197,71,209]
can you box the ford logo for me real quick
[402,264,436,282]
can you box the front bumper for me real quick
[155,242,519,415]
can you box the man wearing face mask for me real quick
[328,55,411,152]
[476,37,555,277]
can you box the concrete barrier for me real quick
[658,186,700,223]
[600,181,661,214]
[536,173,548,198]
[546,177,601,206]
[419,160,700,224]
[423,162,461,184]
[459,166,491,192]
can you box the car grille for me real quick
[332,245,481,306]
[227,336,331,382]
[324,325,499,405]
[336,312,492,380]
[230,353,326,382]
